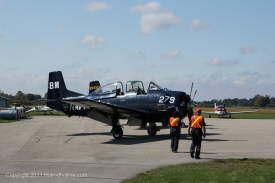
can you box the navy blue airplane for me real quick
[47,71,194,139]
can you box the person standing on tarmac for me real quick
[169,111,182,153]
[188,108,206,159]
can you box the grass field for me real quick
[197,108,275,119]
[122,159,275,183]
[26,111,66,117]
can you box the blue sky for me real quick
[0,0,274,101]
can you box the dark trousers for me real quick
[190,128,203,157]
[170,127,180,151]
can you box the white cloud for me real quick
[96,37,108,44]
[187,72,229,86]
[80,35,108,45]
[83,2,111,11]
[79,35,108,51]
[190,19,210,30]
[80,35,96,44]
[240,46,256,54]
[176,71,275,101]
[161,50,180,59]
[207,57,239,66]
[234,71,271,87]
[233,77,247,86]
[130,1,163,14]
[130,2,182,34]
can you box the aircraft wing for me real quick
[195,111,217,115]
[227,110,258,114]
[62,96,151,119]
[196,110,258,115]
[26,108,35,113]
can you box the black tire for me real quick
[147,127,157,136]
[181,119,185,127]
[113,131,123,139]
[181,122,185,127]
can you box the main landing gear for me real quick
[111,121,160,139]
[111,124,123,139]
[147,123,160,136]
[181,118,185,127]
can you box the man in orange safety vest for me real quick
[169,110,182,153]
[188,108,206,159]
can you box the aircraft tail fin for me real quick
[47,71,83,99]
[89,81,100,94]
[47,71,84,110]
[214,103,217,109]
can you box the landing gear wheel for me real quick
[147,127,157,136]
[113,131,123,139]
[181,119,185,127]
[111,124,123,139]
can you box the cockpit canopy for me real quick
[90,80,169,97]
[148,82,170,92]
[126,81,146,95]
[91,81,124,96]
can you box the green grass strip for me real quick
[122,159,275,183]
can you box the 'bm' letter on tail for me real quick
[49,81,59,89]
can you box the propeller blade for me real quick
[190,82,193,96]
[192,90,197,101]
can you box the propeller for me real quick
[189,82,193,96]
[180,82,197,121]
[187,83,197,120]
[192,90,197,102]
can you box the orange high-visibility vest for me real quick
[191,115,203,128]
[170,117,180,127]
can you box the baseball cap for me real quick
[196,108,202,113]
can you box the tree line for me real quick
[0,90,46,106]
[197,94,275,108]
[1,90,274,108]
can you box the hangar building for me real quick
[0,96,11,108]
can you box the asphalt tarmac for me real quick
[0,116,274,183]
